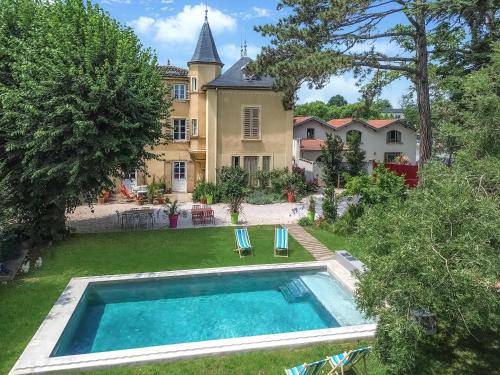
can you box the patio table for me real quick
[191,207,214,225]
[119,208,155,230]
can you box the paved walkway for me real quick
[285,224,335,261]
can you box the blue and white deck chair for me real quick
[327,346,371,375]
[285,358,327,375]
[234,228,253,258]
[274,227,289,257]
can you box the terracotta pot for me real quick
[287,192,295,203]
[97,197,106,205]
[200,197,207,204]
[169,214,179,228]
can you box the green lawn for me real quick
[304,226,360,255]
[0,226,384,375]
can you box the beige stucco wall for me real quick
[206,88,293,183]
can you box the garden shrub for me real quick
[192,181,207,202]
[255,169,271,188]
[343,165,406,205]
[298,217,313,226]
[245,189,284,205]
[322,186,337,222]
[217,167,248,203]
[332,203,364,235]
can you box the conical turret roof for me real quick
[188,17,223,66]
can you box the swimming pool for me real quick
[11,262,376,374]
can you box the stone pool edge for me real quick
[9,261,376,375]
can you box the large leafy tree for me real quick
[327,94,348,107]
[355,43,500,374]
[0,0,169,240]
[251,0,498,166]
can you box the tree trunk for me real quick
[415,4,432,167]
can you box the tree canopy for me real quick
[251,0,498,166]
[328,94,348,107]
[294,98,392,121]
[354,41,500,374]
[0,0,169,240]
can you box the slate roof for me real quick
[205,56,274,89]
[189,20,223,66]
[157,65,188,78]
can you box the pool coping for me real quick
[9,261,376,375]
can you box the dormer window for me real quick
[241,64,260,81]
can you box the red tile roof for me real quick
[327,118,354,128]
[293,116,312,125]
[300,139,325,151]
[367,119,398,128]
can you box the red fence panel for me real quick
[373,162,419,187]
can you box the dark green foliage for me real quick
[345,131,366,176]
[321,133,344,188]
[217,167,247,213]
[332,203,364,236]
[294,99,387,122]
[322,187,337,223]
[255,169,271,188]
[297,217,313,227]
[327,95,348,107]
[344,165,406,205]
[355,162,500,374]
[0,0,169,241]
[0,226,20,262]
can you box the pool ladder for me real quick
[279,278,309,303]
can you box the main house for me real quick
[292,116,417,179]
[137,15,293,193]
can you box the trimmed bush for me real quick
[245,189,284,205]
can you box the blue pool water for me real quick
[52,269,370,356]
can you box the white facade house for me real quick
[293,116,417,180]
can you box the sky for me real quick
[93,0,411,107]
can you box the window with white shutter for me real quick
[242,106,261,140]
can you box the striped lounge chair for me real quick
[274,227,289,257]
[327,346,371,375]
[285,358,327,375]
[234,228,253,258]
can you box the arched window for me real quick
[386,130,402,143]
[346,129,362,143]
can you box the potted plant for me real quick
[205,182,217,205]
[164,200,184,229]
[307,196,316,221]
[283,176,296,202]
[135,195,145,205]
[228,195,244,224]
[147,183,159,205]
[200,195,208,204]
[156,192,165,205]
[97,189,109,204]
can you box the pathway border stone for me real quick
[285,224,335,261]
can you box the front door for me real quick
[172,161,187,192]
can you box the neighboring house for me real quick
[380,108,404,119]
[293,116,417,179]
[138,15,293,192]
